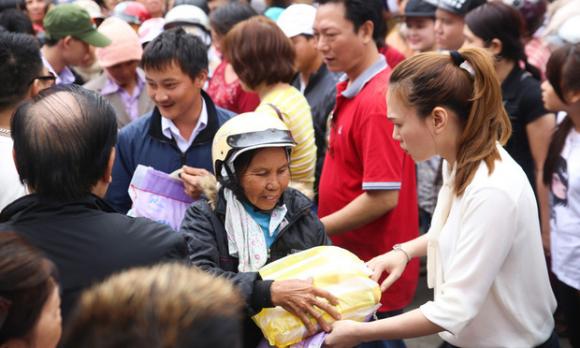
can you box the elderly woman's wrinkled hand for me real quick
[270,279,341,336]
[180,166,212,199]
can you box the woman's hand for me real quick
[180,166,212,199]
[270,279,341,336]
[324,320,363,348]
[366,250,408,292]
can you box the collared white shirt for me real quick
[42,55,76,85]
[420,146,556,347]
[161,98,208,153]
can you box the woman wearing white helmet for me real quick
[180,112,340,348]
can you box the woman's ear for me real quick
[430,106,449,135]
[489,38,503,57]
[565,89,580,104]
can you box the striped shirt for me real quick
[256,85,317,193]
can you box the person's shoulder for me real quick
[466,147,529,200]
[82,73,107,91]
[119,111,154,137]
[283,188,312,213]
[214,106,235,125]
[110,212,183,243]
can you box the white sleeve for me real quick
[420,187,518,334]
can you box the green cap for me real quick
[43,4,111,47]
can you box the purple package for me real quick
[127,165,194,230]
[257,332,328,348]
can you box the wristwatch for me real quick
[392,244,411,263]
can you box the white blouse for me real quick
[420,146,556,347]
[550,128,580,290]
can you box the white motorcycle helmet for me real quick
[164,5,211,47]
[212,112,296,189]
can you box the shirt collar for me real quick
[340,56,388,98]
[161,96,208,143]
[101,69,146,97]
[42,55,76,85]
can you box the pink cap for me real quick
[95,17,143,68]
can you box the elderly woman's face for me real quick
[239,147,290,211]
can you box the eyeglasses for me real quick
[28,72,57,87]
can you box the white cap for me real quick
[276,4,316,38]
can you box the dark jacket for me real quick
[291,64,339,198]
[0,194,188,323]
[179,187,330,347]
[105,90,234,213]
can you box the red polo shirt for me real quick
[318,58,419,312]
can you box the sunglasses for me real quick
[28,72,57,86]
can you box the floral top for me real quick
[206,60,260,114]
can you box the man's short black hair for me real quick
[11,85,118,201]
[318,0,385,49]
[142,27,209,81]
[0,9,34,35]
[0,31,42,109]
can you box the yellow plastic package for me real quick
[252,246,381,347]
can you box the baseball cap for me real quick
[276,4,316,38]
[44,4,111,47]
[96,17,143,67]
[437,0,486,16]
[404,0,437,17]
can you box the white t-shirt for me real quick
[0,136,26,210]
[420,146,556,347]
[550,128,580,290]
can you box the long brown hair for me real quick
[390,47,511,196]
[543,43,580,186]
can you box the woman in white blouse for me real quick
[324,48,557,347]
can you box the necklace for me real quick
[0,128,10,137]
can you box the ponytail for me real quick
[389,47,511,196]
[543,117,573,186]
[454,48,511,195]
[542,43,580,187]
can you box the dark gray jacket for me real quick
[0,194,188,323]
[292,64,339,197]
[179,187,330,347]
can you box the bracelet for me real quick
[392,244,411,264]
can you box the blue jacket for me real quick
[106,91,234,213]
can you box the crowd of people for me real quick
[0,0,578,347]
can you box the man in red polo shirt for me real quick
[314,1,419,346]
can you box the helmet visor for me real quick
[226,129,296,152]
